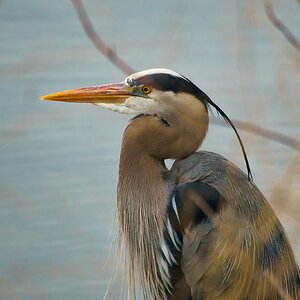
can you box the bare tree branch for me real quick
[211,117,300,151]
[264,1,300,52]
[71,0,136,75]
[70,0,300,153]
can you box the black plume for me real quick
[196,87,253,181]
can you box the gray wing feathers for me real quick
[171,151,264,221]
[169,151,300,299]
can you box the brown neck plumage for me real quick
[117,99,208,299]
[117,117,170,299]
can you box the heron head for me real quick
[41,68,252,178]
[41,68,208,119]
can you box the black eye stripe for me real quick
[133,73,208,108]
[135,74,193,93]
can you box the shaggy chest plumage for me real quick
[117,135,179,300]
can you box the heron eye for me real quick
[141,86,152,94]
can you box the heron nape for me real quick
[42,68,300,300]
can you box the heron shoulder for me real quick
[169,150,267,221]
[170,150,245,185]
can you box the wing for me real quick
[166,151,300,300]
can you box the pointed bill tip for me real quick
[40,83,132,104]
[40,93,59,101]
[39,89,88,102]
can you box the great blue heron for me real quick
[42,68,299,300]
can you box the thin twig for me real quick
[211,117,300,151]
[264,0,300,52]
[71,0,136,75]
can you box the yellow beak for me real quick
[41,82,133,104]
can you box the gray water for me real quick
[1,0,300,299]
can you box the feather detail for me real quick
[170,151,300,299]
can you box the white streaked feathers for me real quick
[172,195,180,223]
[166,218,181,251]
[95,96,157,114]
[94,102,134,113]
[127,68,184,82]
[156,201,183,295]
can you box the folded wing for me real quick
[166,151,300,299]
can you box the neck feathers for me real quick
[117,140,170,299]
[116,99,208,299]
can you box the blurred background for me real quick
[0,0,299,299]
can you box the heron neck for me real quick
[117,138,170,235]
[117,135,171,299]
